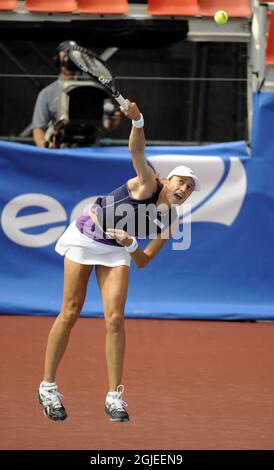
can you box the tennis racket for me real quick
[67,44,128,110]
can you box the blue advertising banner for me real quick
[0,135,273,319]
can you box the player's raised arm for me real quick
[120,99,156,186]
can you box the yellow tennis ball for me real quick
[214,10,229,25]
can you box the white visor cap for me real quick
[167,165,201,191]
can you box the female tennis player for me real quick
[37,98,201,422]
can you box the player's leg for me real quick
[38,257,93,421]
[96,264,130,422]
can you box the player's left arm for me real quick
[137,217,179,267]
[106,218,179,269]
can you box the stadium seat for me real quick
[199,0,251,18]
[266,12,274,65]
[24,1,77,12]
[76,0,128,14]
[147,0,199,16]
[0,1,18,10]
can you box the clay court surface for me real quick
[0,315,273,450]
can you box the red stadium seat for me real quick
[76,0,128,14]
[199,0,251,18]
[147,0,199,16]
[0,1,18,10]
[24,1,77,12]
[266,12,274,65]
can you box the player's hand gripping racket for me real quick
[67,44,128,110]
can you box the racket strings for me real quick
[92,60,112,82]
[71,49,112,82]
[68,44,127,109]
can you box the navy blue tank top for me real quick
[76,180,178,246]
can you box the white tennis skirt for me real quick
[55,221,131,267]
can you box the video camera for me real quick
[45,79,116,148]
[47,40,118,148]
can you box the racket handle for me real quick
[115,94,129,110]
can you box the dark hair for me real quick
[57,40,76,53]
[53,40,78,70]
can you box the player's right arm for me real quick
[121,100,157,193]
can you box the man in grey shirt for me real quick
[32,40,120,148]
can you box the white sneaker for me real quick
[105,385,129,422]
[37,382,68,421]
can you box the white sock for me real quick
[40,381,56,388]
[106,391,118,400]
